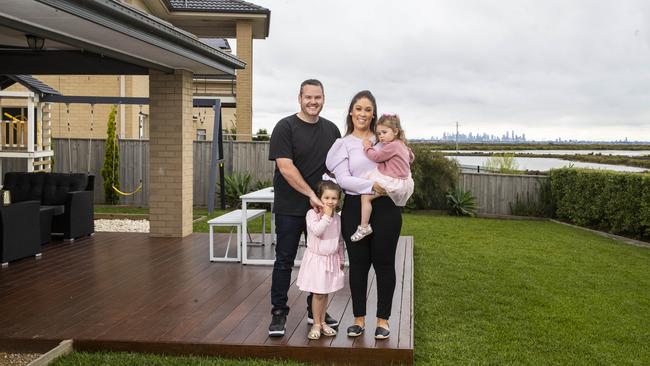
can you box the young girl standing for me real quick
[296,180,346,340]
[351,114,415,242]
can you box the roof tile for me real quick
[0,75,61,96]
[167,0,269,13]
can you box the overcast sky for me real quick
[238,0,650,142]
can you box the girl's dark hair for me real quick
[345,90,377,136]
[316,180,341,198]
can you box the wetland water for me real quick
[441,150,650,156]
[447,155,648,172]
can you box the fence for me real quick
[1,139,548,215]
[1,139,274,207]
[459,172,548,215]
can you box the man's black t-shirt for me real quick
[269,114,341,216]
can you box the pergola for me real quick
[0,0,246,237]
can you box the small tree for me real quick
[101,106,120,204]
[252,128,270,141]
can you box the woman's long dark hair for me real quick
[345,90,377,136]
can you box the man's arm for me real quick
[276,158,323,210]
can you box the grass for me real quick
[192,207,272,234]
[64,212,650,365]
[95,206,149,215]
[49,352,308,366]
[94,207,272,234]
[403,213,650,365]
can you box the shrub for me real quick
[254,179,273,191]
[220,174,272,208]
[483,153,519,173]
[408,147,460,210]
[101,106,120,205]
[222,173,252,208]
[252,128,270,141]
[509,179,555,218]
[446,187,477,216]
[550,168,650,240]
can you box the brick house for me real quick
[3,0,270,142]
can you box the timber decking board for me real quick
[0,232,413,365]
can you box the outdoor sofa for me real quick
[1,200,41,266]
[1,172,95,242]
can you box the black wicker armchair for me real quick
[1,200,41,266]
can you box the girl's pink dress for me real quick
[296,209,346,294]
[364,140,415,207]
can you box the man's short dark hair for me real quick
[300,79,324,95]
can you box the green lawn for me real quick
[64,213,649,365]
[404,214,649,365]
[95,206,149,215]
[50,353,307,366]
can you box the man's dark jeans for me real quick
[271,214,312,314]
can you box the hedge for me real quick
[550,168,650,240]
[408,148,459,210]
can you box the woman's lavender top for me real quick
[326,134,378,195]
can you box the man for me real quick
[268,79,341,337]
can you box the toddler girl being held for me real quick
[351,113,415,242]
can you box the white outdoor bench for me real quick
[208,209,266,263]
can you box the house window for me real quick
[197,129,207,141]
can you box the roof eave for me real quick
[36,0,246,72]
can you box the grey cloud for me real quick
[249,0,650,141]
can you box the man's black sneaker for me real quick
[268,312,287,337]
[307,312,339,328]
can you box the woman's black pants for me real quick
[341,195,402,320]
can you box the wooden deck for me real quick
[0,232,413,365]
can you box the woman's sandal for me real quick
[308,324,322,340]
[346,324,365,337]
[351,224,373,242]
[320,323,337,337]
[375,323,390,340]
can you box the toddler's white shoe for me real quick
[351,224,373,242]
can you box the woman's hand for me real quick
[362,138,372,149]
[373,182,387,195]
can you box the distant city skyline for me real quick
[438,129,527,142]
[429,126,649,143]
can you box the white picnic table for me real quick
[241,187,275,265]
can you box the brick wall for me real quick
[236,20,253,141]
[148,69,194,237]
[3,75,233,141]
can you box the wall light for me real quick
[25,34,45,50]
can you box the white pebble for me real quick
[94,219,150,233]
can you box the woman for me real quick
[326,90,402,340]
